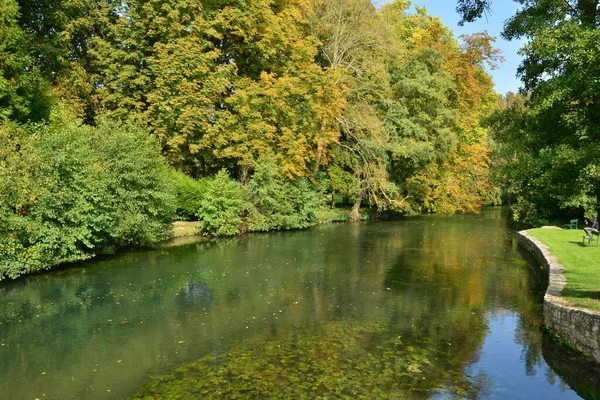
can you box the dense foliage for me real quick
[310,0,499,220]
[195,159,325,236]
[0,0,502,277]
[1,0,498,203]
[475,0,600,225]
[0,0,52,122]
[169,170,207,221]
[245,156,324,231]
[196,170,247,236]
[0,110,175,279]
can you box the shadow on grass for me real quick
[563,289,600,299]
[569,241,592,248]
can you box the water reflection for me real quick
[0,208,597,399]
[176,280,215,308]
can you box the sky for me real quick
[384,0,527,95]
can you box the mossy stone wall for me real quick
[518,229,600,363]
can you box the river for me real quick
[1,208,599,399]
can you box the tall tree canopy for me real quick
[3,0,501,220]
[0,0,51,122]
[382,2,500,214]
[6,0,500,198]
[0,0,508,278]
[307,0,500,219]
[471,0,600,223]
[456,0,491,25]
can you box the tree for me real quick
[311,0,403,221]
[307,0,499,219]
[467,0,600,223]
[382,2,499,214]
[0,109,175,279]
[456,0,491,25]
[11,0,345,177]
[0,0,52,122]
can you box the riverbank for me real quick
[518,227,600,363]
[169,207,373,241]
[160,208,374,249]
[528,228,600,311]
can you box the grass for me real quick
[528,227,600,311]
[172,220,202,238]
[316,207,371,223]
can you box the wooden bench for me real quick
[583,231,600,246]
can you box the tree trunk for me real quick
[331,191,336,208]
[349,190,364,222]
[313,122,327,178]
[239,164,251,185]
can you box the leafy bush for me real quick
[192,158,326,236]
[169,170,206,221]
[196,169,246,236]
[0,109,175,279]
[93,118,175,246]
[246,156,325,231]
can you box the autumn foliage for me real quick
[0,0,502,277]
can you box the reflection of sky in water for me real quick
[434,312,580,400]
[177,280,215,308]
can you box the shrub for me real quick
[196,169,246,236]
[0,109,175,279]
[246,156,325,231]
[93,118,175,246]
[169,169,206,221]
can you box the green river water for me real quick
[1,208,600,399]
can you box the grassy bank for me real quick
[172,221,202,237]
[528,228,600,311]
[170,207,373,241]
[316,207,371,223]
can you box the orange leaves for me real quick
[444,33,498,138]
[222,63,343,178]
[459,32,504,70]
[421,143,492,214]
[140,0,348,176]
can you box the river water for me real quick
[1,208,599,399]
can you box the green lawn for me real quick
[528,228,600,311]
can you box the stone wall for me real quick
[518,229,600,363]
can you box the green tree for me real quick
[245,155,325,230]
[311,0,402,221]
[382,2,498,214]
[456,0,491,25]
[0,0,52,122]
[169,170,207,221]
[196,170,246,236]
[469,1,600,223]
